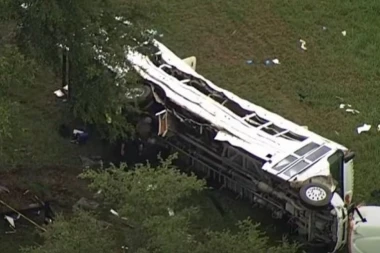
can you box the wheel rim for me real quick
[305,186,327,202]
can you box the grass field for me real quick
[2,0,380,251]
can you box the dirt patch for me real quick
[0,166,92,213]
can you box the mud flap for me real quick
[156,110,169,137]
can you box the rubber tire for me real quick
[299,182,332,209]
[125,85,152,105]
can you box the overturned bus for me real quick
[122,41,358,252]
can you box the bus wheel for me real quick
[299,182,332,209]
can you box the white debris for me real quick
[53,89,65,97]
[299,39,307,50]
[73,129,84,135]
[341,30,347,36]
[4,215,15,228]
[272,58,280,65]
[63,85,68,91]
[339,103,352,109]
[167,208,175,217]
[345,108,360,114]
[20,3,28,9]
[339,104,359,114]
[377,124,380,132]
[110,209,119,217]
[357,124,371,134]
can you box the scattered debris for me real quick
[357,124,371,134]
[54,85,69,99]
[322,26,327,31]
[0,200,47,232]
[72,197,99,212]
[110,208,129,222]
[53,89,66,98]
[377,124,380,132]
[299,39,307,50]
[4,215,16,229]
[339,104,360,114]
[246,60,254,65]
[339,103,351,109]
[110,209,119,217]
[264,58,280,66]
[341,30,347,36]
[346,108,360,114]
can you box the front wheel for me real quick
[299,182,333,209]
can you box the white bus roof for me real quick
[125,40,349,180]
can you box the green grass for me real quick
[130,0,380,202]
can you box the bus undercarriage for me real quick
[150,105,339,250]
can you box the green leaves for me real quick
[0,46,37,150]
[195,219,300,253]
[20,211,117,253]
[80,155,206,218]
[0,45,37,95]
[7,0,158,140]
[23,157,299,253]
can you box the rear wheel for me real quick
[299,182,332,209]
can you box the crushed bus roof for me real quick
[125,40,349,178]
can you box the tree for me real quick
[0,45,37,163]
[3,0,158,141]
[22,157,299,253]
[194,219,299,253]
[21,211,118,253]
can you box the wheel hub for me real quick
[305,186,327,201]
